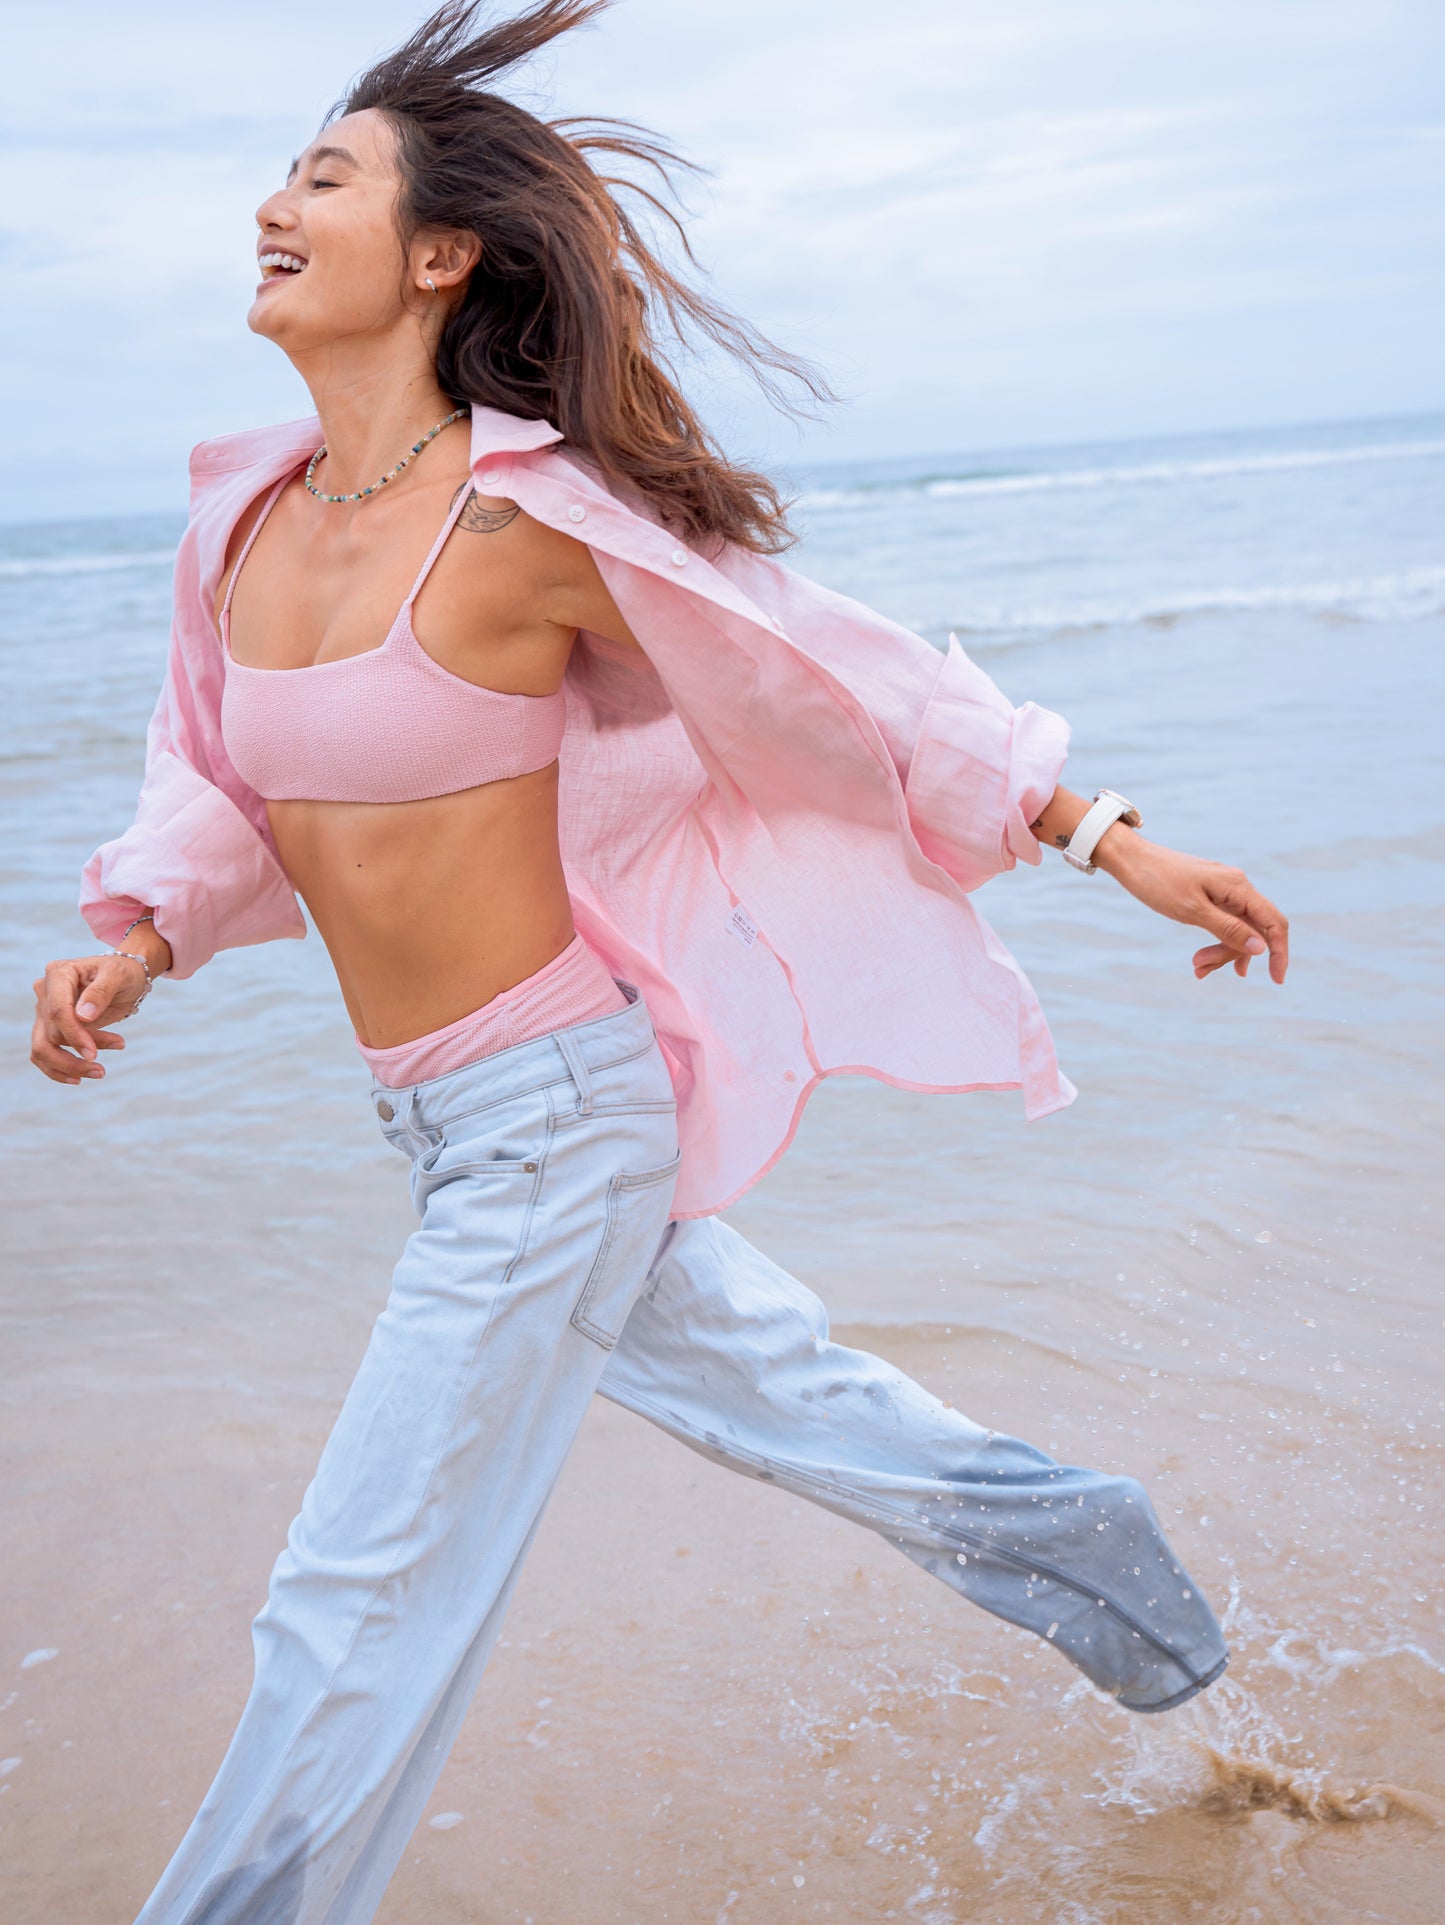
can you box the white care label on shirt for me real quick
[726,905,758,947]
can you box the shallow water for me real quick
[2,414,1442,1918]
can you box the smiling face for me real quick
[249,108,477,356]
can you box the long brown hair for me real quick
[338,0,831,554]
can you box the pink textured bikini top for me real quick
[219,473,567,804]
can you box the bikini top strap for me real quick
[400,482,479,610]
[218,472,293,643]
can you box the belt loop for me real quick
[554,1026,594,1116]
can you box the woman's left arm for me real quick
[1030,785,1290,984]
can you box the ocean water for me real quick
[3,412,1443,1920]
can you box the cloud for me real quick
[3,0,1442,520]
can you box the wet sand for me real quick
[4,1145,1441,1922]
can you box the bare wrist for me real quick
[117,918,173,976]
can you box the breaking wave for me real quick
[949,564,1445,639]
[800,435,1445,512]
[0,549,175,580]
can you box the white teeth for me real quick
[258,252,306,273]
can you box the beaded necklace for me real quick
[303,406,470,504]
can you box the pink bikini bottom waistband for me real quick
[355,934,630,1090]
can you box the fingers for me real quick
[31,957,138,1085]
[1198,871,1290,984]
[1192,943,1251,977]
[1217,881,1289,983]
[45,959,100,1061]
[1254,895,1290,983]
[1192,940,1253,980]
[70,956,141,1034]
[30,1007,102,1084]
[1199,905,1267,959]
[73,958,123,1024]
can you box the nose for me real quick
[254,183,297,234]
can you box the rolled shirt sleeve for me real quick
[80,752,305,980]
[903,632,1070,895]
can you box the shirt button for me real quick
[567,504,587,523]
[375,1098,395,1122]
[783,1070,797,1083]
[670,549,688,566]
[479,470,502,487]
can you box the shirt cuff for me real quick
[903,633,1071,892]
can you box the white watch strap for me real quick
[1062,789,1141,873]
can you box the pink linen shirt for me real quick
[80,406,1076,1218]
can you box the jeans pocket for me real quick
[570,1148,683,1349]
[408,1094,550,1216]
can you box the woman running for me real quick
[29,4,1287,1920]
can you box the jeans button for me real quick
[375,1098,395,1122]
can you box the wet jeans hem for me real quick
[1120,1648,1230,1715]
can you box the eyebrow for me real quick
[286,145,358,182]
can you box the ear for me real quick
[413,229,482,296]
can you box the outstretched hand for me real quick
[1093,827,1289,983]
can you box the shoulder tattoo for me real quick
[449,482,521,534]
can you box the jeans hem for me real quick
[1118,1648,1230,1715]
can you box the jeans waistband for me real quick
[366,979,659,1136]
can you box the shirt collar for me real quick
[468,406,564,462]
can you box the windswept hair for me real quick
[337,0,831,554]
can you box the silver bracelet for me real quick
[113,912,162,1016]
[110,948,155,1017]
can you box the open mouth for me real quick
[258,252,308,281]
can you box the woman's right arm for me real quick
[31,468,306,1086]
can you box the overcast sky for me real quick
[2,0,1441,522]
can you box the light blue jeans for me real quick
[136,985,1226,1924]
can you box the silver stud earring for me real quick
[424,277,437,293]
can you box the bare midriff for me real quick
[267,765,576,1050]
